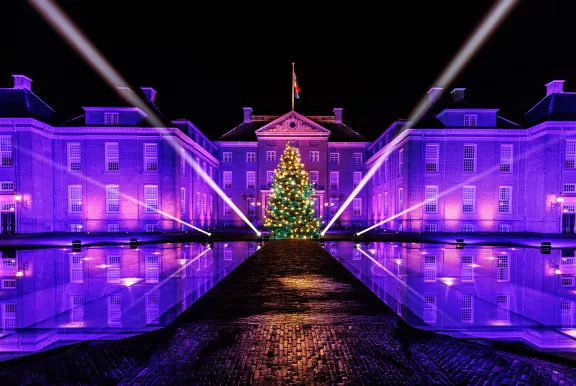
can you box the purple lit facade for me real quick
[0,74,575,233]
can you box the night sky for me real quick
[1,1,575,140]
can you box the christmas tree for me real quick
[264,143,322,239]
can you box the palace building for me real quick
[0,74,575,234]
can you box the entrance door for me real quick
[1,212,15,234]
[562,213,575,234]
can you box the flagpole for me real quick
[291,62,295,111]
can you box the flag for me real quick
[293,70,300,99]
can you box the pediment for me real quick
[255,111,330,137]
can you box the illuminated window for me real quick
[461,295,474,322]
[498,186,512,213]
[565,140,576,169]
[146,296,160,324]
[353,153,363,163]
[462,186,476,213]
[309,151,319,163]
[105,143,119,171]
[424,186,438,213]
[145,255,159,283]
[223,152,232,163]
[266,151,276,162]
[499,144,513,172]
[310,171,318,188]
[353,198,362,216]
[107,296,121,327]
[329,153,339,164]
[246,171,256,189]
[329,172,339,190]
[424,255,436,281]
[463,114,477,127]
[461,256,474,282]
[181,187,186,214]
[104,112,119,125]
[463,144,476,172]
[68,143,81,171]
[223,171,232,189]
[353,172,362,188]
[423,296,437,323]
[68,185,82,213]
[106,185,120,213]
[107,255,121,283]
[144,143,158,171]
[0,136,13,167]
[425,144,439,172]
[246,152,256,163]
[144,185,158,212]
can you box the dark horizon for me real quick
[2,1,576,140]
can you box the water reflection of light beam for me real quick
[29,0,260,236]
[14,144,211,236]
[321,0,518,236]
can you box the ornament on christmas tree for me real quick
[264,142,323,239]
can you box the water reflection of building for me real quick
[332,241,576,351]
[0,241,256,361]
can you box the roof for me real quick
[525,92,576,125]
[0,88,54,122]
[217,113,368,142]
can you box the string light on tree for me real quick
[264,142,322,239]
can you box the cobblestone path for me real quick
[1,240,575,385]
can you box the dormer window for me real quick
[464,114,477,127]
[105,112,119,125]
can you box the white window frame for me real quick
[70,254,84,283]
[107,255,121,283]
[424,255,436,282]
[353,171,362,189]
[423,295,437,323]
[398,188,404,212]
[310,171,319,188]
[181,187,186,214]
[462,185,476,213]
[463,144,477,172]
[496,294,510,323]
[180,148,186,176]
[461,255,474,282]
[266,151,276,162]
[310,151,319,163]
[497,254,510,282]
[463,114,477,127]
[246,152,256,163]
[105,142,119,171]
[70,296,84,325]
[223,152,232,163]
[104,112,119,125]
[1,279,16,289]
[223,171,232,189]
[561,277,574,287]
[461,295,474,322]
[329,153,340,164]
[0,136,13,167]
[462,224,475,232]
[106,185,120,213]
[329,171,339,190]
[498,186,512,213]
[353,198,362,216]
[144,185,159,213]
[564,184,576,193]
[203,193,207,216]
[353,152,362,164]
[329,198,339,216]
[246,171,256,189]
[144,143,158,171]
[499,144,513,173]
[0,181,14,191]
[384,192,389,216]
[68,143,81,171]
[425,144,439,172]
[146,296,160,324]
[70,224,83,232]
[107,296,121,327]
[266,170,275,188]
[68,185,83,213]
[566,140,576,169]
[384,159,389,182]
[195,191,200,217]
[424,185,438,213]
[2,303,16,332]
[145,254,160,283]
[398,149,404,176]
[561,301,573,329]
[424,224,438,232]
[108,224,120,232]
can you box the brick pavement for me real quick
[1,240,575,385]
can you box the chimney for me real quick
[13,75,32,90]
[545,80,564,96]
[333,108,343,123]
[450,88,466,102]
[427,87,443,103]
[141,87,157,103]
[243,107,252,123]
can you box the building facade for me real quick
[0,74,575,234]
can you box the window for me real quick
[209,166,213,181]
[561,301,574,329]
[424,186,438,213]
[144,185,158,212]
[108,224,120,232]
[203,194,207,216]
[353,198,362,216]
[70,254,84,283]
[107,296,121,326]
[353,153,363,163]
[561,249,575,265]
[202,161,207,183]
[68,185,82,213]
[329,153,340,164]
[0,136,13,167]
[329,198,339,216]
[497,254,509,282]
[310,171,318,188]
[462,224,475,232]
[423,296,437,323]
[0,182,13,191]
[561,277,575,287]
[224,247,233,261]
[498,186,512,213]
[463,144,476,172]
[2,303,16,332]
[461,256,474,282]
[384,192,389,216]
[464,114,477,127]
[210,195,213,216]
[223,171,232,189]
[462,186,476,213]
[266,151,276,162]
[180,148,186,176]
[329,171,339,190]
[310,151,319,163]
[398,188,404,212]
[564,184,576,193]
[398,149,404,176]
[105,112,119,125]
[498,224,510,233]
[496,294,510,322]
[196,157,201,181]
[68,143,81,171]
[70,224,83,232]
[107,255,121,283]
[69,296,84,325]
[106,185,120,213]
[223,152,232,163]
[144,143,158,171]
[2,259,15,269]
[384,159,389,182]
[146,296,160,324]
[246,171,256,189]
[1,279,16,289]
[223,201,231,215]
[499,144,513,172]
[181,187,186,214]
[424,224,437,232]
[145,255,160,283]
[266,171,275,188]
[353,172,362,188]
[246,152,256,163]
[461,295,474,322]
[105,143,119,171]
[146,224,158,232]
[377,194,382,217]
[425,144,439,172]
[424,255,436,281]
[196,192,200,217]
[566,140,576,169]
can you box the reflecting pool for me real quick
[329,241,576,352]
[0,241,257,361]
